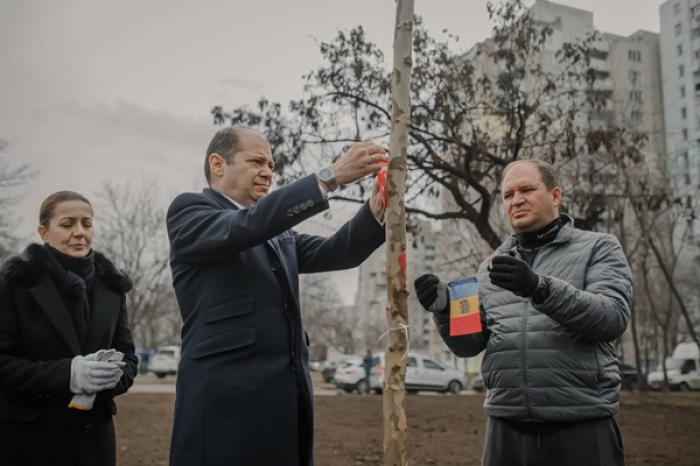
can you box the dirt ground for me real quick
[114,390,699,466]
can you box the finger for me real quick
[489,272,514,283]
[415,275,439,290]
[416,282,438,297]
[367,162,389,173]
[415,276,439,289]
[489,264,516,274]
[89,365,124,377]
[365,143,387,155]
[491,255,518,266]
[415,273,438,284]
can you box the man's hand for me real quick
[369,177,385,222]
[414,274,448,314]
[331,142,389,186]
[488,255,539,297]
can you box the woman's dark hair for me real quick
[39,191,93,227]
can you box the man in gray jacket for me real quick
[414,159,632,466]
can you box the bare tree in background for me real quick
[95,182,180,350]
[212,0,607,250]
[0,139,36,260]
[300,274,359,356]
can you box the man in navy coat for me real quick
[167,127,388,466]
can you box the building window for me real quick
[681,85,686,97]
[680,64,685,77]
[630,90,643,101]
[682,107,687,119]
[696,49,700,59]
[674,3,681,15]
[631,110,643,121]
[683,128,689,140]
[628,49,642,62]
[629,70,640,84]
[676,23,683,36]
[678,44,684,56]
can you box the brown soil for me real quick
[114,391,698,466]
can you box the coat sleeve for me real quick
[432,305,489,358]
[0,277,72,397]
[167,175,328,263]
[107,294,137,397]
[295,202,385,274]
[533,234,632,342]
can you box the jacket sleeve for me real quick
[167,175,328,263]
[432,304,489,358]
[533,234,632,342]
[296,202,385,273]
[0,277,72,397]
[108,294,137,397]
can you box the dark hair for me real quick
[204,128,241,183]
[502,159,559,190]
[39,191,93,227]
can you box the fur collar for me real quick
[1,243,132,294]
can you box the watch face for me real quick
[319,168,334,182]
[318,168,335,183]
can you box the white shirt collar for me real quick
[222,194,246,210]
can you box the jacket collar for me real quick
[202,188,285,261]
[2,244,131,355]
[498,214,577,254]
[203,188,239,210]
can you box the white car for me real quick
[369,352,466,394]
[333,357,370,394]
[149,345,181,378]
[647,342,700,391]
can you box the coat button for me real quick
[271,260,281,271]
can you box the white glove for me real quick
[69,349,125,411]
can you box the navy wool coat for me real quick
[167,175,385,466]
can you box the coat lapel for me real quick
[203,188,288,268]
[83,280,121,354]
[29,277,81,355]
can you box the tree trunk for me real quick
[383,1,414,465]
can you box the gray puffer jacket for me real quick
[435,219,632,422]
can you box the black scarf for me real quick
[516,214,569,250]
[44,244,96,349]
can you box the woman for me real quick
[0,191,138,466]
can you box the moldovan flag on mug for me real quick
[447,277,482,336]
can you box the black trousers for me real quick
[482,416,625,466]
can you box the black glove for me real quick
[488,255,539,297]
[414,274,448,313]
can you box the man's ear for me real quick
[208,153,225,179]
[551,186,562,208]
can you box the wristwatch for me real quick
[531,276,549,304]
[317,167,338,192]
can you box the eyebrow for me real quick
[58,216,92,221]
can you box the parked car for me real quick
[470,373,485,393]
[647,342,700,391]
[333,357,368,394]
[321,361,338,383]
[369,352,466,394]
[620,363,642,391]
[149,345,181,378]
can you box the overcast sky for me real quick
[1,0,664,303]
